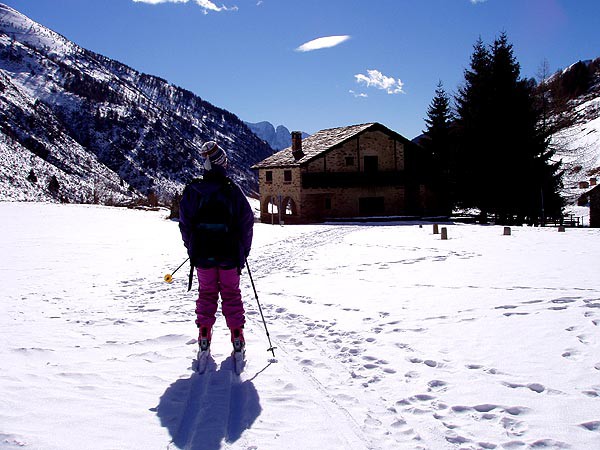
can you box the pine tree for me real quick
[423,81,454,213]
[454,38,493,216]
[27,169,37,184]
[48,175,60,196]
[454,33,563,224]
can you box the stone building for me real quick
[582,184,600,227]
[251,122,441,224]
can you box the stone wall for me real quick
[258,166,303,223]
[300,185,406,221]
[306,130,404,173]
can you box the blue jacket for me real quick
[179,168,254,270]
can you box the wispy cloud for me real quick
[349,90,368,98]
[132,0,238,14]
[470,0,487,4]
[295,35,351,52]
[354,69,405,95]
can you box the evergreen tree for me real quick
[48,175,60,196]
[454,33,563,224]
[454,38,493,216]
[27,169,37,184]
[423,81,454,213]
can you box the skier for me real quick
[179,140,254,358]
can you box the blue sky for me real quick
[5,0,600,139]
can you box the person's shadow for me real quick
[154,355,262,449]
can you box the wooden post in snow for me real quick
[441,227,448,240]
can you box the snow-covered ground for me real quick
[1,202,599,450]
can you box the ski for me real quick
[196,349,211,374]
[232,350,245,375]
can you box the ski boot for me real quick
[199,326,212,352]
[231,328,245,375]
[231,328,245,353]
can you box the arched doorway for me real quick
[261,195,298,223]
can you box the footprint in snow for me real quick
[427,380,448,391]
[406,357,440,367]
[582,386,600,397]
[502,382,546,394]
[445,433,471,445]
[473,404,498,413]
[583,299,600,308]
[501,416,528,437]
[504,406,530,416]
[561,348,580,360]
[466,364,483,370]
[551,297,580,304]
[577,334,591,344]
[580,421,600,431]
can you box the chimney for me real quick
[291,131,304,160]
[591,177,597,186]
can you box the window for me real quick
[345,156,355,166]
[364,156,379,173]
[284,170,292,183]
[265,171,273,183]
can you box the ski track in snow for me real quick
[245,226,430,448]
[240,224,600,449]
[2,204,600,449]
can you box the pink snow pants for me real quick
[195,267,245,330]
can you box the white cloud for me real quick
[470,0,487,3]
[132,0,238,13]
[354,69,405,95]
[295,35,351,52]
[349,90,368,98]
[196,0,237,13]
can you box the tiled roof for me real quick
[252,123,377,169]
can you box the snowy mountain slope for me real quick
[547,59,600,206]
[0,69,134,203]
[1,202,599,449]
[553,95,600,204]
[0,3,75,55]
[0,3,272,203]
[244,121,309,151]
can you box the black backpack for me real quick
[189,178,238,268]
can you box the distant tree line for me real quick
[421,32,565,225]
[546,59,599,101]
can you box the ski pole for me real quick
[164,257,190,283]
[245,258,276,358]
